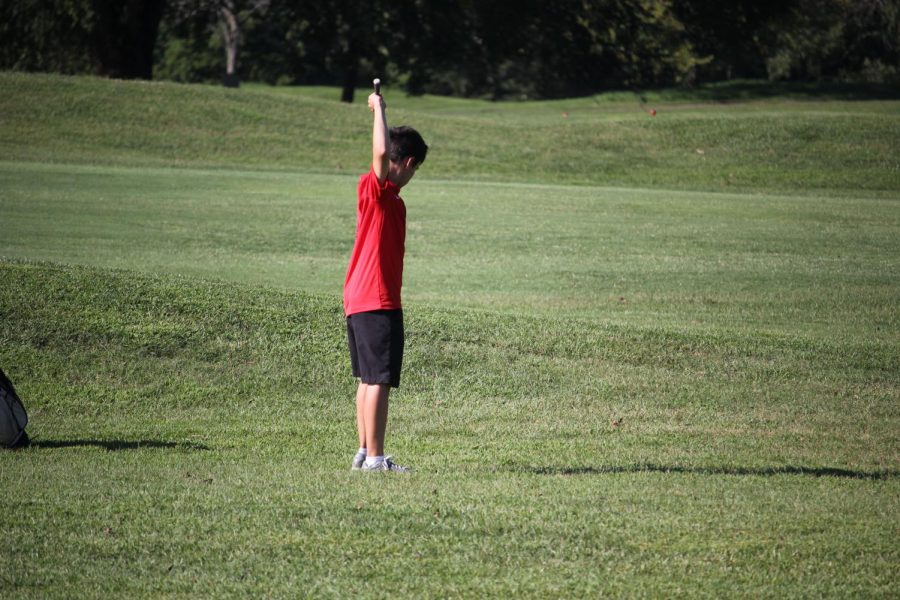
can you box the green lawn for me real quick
[0,73,898,598]
[2,160,897,340]
[3,72,898,193]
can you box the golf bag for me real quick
[0,368,29,449]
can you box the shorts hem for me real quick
[359,378,400,389]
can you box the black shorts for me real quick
[346,309,404,388]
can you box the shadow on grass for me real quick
[627,80,900,103]
[29,439,210,452]
[693,81,900,102]
[514,463,897,481]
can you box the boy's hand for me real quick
[368,93,385,113]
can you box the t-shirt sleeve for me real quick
[358,169,387,208]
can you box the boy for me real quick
[344,87,428,472]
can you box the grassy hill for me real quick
[0,72,898,597]
[2,71,899,193]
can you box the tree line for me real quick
[2,0,898,101]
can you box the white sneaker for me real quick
[351,453,366,470]
[361,456,411,473]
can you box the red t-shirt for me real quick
[343,170,406,316]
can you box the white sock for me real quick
[355,447,367,457]
[365,455,384,467]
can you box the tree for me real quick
[672,0,790,81]
[163,0,271,87]
[0,0,166,79]
[527,0,706,96]
[219,1,240,86]
[0,0,94,74]
[389,0,703,99]
[765,0,900,83]
[89,0,167,79]
[288,0,387,102]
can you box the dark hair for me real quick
[389,126,428,167]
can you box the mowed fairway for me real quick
[1,73,898,597]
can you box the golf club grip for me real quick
[373,78,381,95]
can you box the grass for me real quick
[2,72,899,193]
[1,161,897,340]
[2,261,897,597]
[0,72,898,597]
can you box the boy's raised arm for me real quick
[368,92,389,184]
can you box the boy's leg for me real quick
[363,383,390,458]
[356,382,367,450]
[351,382,369,469]
[349,310,405,470]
